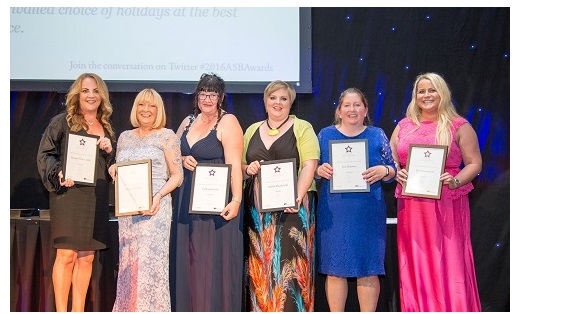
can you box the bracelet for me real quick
[155,191,164,198]
[232,196,242,204]
[384,165,390,177]
[453,177,461,188]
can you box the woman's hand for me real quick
[284,193,305,214]
[362,165,387,185]
[108,165,117,181]
[97,137,113,154]
[143,193,162,216]
[441,172,460,189]
[221,200,240,221]
[396,168,408,185]
[58,170,74,187]
[182,155,198,171]
[316,163,333,180]
[245,160,262,176]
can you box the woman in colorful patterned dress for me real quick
[242,80,319,311]
[390,72,482,311]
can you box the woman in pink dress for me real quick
[390,72,482,311]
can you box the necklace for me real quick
[86,119,94,126]
[266,116,290,136]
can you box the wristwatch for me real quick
[453,177,461,188]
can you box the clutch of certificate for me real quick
[63,132,99,186]
[258,159,298,212]
[189,163,231,215]
[329,139,369,193]
[114,159,153,216]
[402,144,448,199]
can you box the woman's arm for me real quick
[390,124,407,185]
[219,114,244,220]
[450,122,482,188]
[37,115,65,192]
[294,159,318,210]
[147,130,184,216]
[175,115,191,140]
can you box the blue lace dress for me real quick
[112,128,182,312]
[316,125,395,277]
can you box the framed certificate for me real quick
[63,132,99,186]
[189,163,231,215]
[114,159,152,217]
[329,138,369,193]
[402,144,448,199]
[258,158,298,212]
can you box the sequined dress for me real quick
[112,128,181,312]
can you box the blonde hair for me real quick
[333,87,371,126]
[130,88,166,129]
[405,72,460,146]
[65,73,115,140]
[264,80,296,104]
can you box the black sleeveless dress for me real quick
[37,112,114,250]
[170,114,244,311]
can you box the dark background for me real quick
[10,7,510,311]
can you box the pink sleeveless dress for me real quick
[394,117,481,312]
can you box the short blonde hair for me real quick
[129,88,166,128]
[263,80,296,104]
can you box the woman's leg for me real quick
[53,248,77,311]
[356,275,380,312]
[71,250,95,312]
[325,275,348,311]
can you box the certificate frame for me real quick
[258,158,298,212]
[329,138,370,193]
[402,144,448,199]
[189,163,232,215]
[114,159,152,217]
[63,132,99,186]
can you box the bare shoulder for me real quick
[457,121,477,135]
[219,113,242,129]
[220,113,239,122]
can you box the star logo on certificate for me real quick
[208,169,216,176]
[273,166,281,173]
[424,150,431,157]
[345,145,353,153]
[79,138,86,146]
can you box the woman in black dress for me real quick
[170,73,244,311]
[37,73,115,311]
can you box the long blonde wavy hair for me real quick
[65,73,116,141]
[405,72,460,146]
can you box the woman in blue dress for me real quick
[315,87,396,311]
[170,73,244,311]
